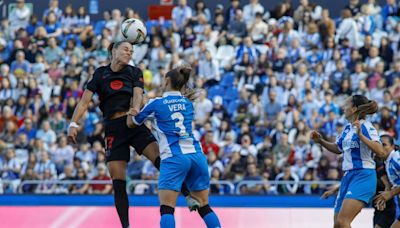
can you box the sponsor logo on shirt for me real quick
[110,80,123,90]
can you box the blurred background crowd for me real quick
[0,0,399,195]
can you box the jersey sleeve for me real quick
[361,122,381,143]
[85,68,102,93]
[133,99,158,125]
[335,131,344,153]
[131,67,144,89]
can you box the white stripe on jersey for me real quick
[152,118,173,160]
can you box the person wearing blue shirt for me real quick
[127,67,221,228]
[374,135,400,227]
[311,95,385,228]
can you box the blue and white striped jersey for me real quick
[336,120,380,171]
[133,91,203,160]
[385,150,400,187]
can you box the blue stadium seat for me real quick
[220,72,235,88]
[207,85,225,100]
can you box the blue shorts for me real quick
[158,153,210,192]
[334,169,377,213]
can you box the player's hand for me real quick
[352,120,362,136]
[374,190,393,203]
[374,196,387,211]
[320,189,336,199]
[127,107,140,116]
[67,126,78,144]
[310,131,322,144]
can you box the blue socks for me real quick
[160,205,175,228]
[198,205,221,228]
[160,204,221,228]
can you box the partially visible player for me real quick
[311,95,385,228]
[127,67,221,228]
[321,155,396,228]
[374,135,400,228]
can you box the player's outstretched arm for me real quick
[310,130,341,154]
[68,89,94,144]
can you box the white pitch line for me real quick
[49,207,80,228]
[67,207,96,228]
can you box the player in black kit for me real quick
[67,41,199,228]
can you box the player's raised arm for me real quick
[310,130,342,154]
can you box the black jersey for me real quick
[86,64,144,119]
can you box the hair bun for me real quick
[179,67,192,80]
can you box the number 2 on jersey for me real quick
[171,112,187,136]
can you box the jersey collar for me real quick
[163,91,182,97]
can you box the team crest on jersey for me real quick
[110,80,123,90]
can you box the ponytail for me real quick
[352,95,378,119]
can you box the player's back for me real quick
[146,91,202,160]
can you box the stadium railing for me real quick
[6,180,340,195]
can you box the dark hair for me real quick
[351,95,378,119]
[107,40,131,60]
[381,134,394,146]
[166,67,191,90]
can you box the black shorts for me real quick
[373,203,396,228]
[104,116,156,162]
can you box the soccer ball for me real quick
[120,18,147,44]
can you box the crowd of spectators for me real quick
[0,0,399,195]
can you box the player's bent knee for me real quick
[160,205,175,215]
[334,217,349,228]
[198,204,213,218]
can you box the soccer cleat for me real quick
[185,196,201,212]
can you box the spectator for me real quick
[272,133,292,168]
[201,131,220,156]
[43,0,62,21]
[243,0,264,29]
[36,120,57,147]
[71,168,89,194]
[240,163,263,194]
[89,163,112,194]
[275,165,299,194]
[9,0,31,34]
[43,37,64,64]
[171,0,192,32]
[335,9,359,48]
[34,151,57,179]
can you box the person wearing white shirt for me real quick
[194,90,213,125]
[243,0,264,29]
[336,9,360,48]
[36,120,57,147]
[171,0,192,32]
[9,0,31,33]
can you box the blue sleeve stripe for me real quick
[361,124,371,140]
[391,158,400,172]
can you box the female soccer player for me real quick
[374,135,400,228]
[311,95,385,228]
[127,67,221,228]
[67,41,199,228]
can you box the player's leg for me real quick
[104,118,131,228]
[186,153,221,227]
[335,169,377,228]
[335,199,364,228]
[132,125,200,210]
[158,154,190,228]
[159,190,180,228]
[391,219,400,228]
[191,189,221,228]
[108,161,129,228]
